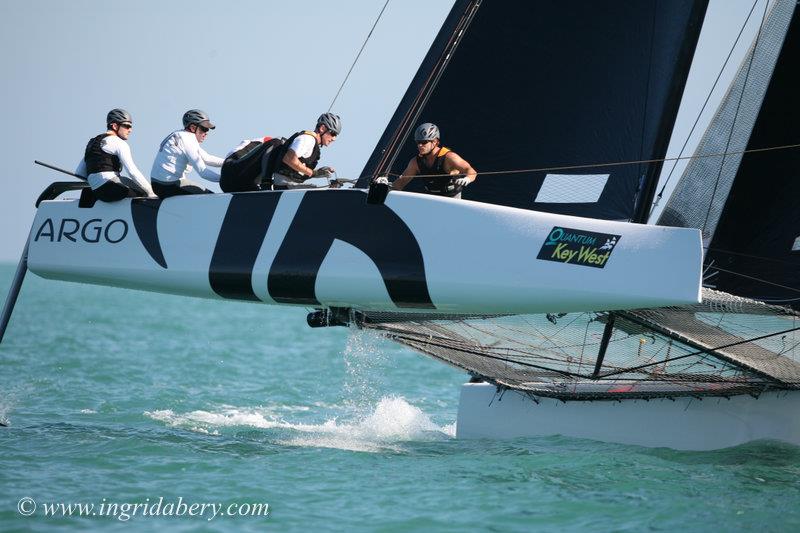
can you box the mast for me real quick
[357,0,481,185]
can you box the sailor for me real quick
[392,123,477,199]
[75,108,156,202]
[150,109,225,198]
[271,113,341,190]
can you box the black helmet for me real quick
[414,123,439,142]
[316,113,342,135]
[182,109,215,129]
[106,108,132,127]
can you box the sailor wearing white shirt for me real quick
[150,109,224,198]
[75,108,156,202]
[272,113,341,189]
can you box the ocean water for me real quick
[1,264,799,532]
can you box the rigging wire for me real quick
[706,246,800,267]
[706,265,800,295]
[386,141,800,179]
[648,0,762,218]
[327,0,391,112]
[702,0,771,232]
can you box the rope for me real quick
[706,247,800,268]
[386,141,800,179]
[327,0,391,112]
[707,265,800,295]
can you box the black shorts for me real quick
[93,180,138,202]
[153,180,213,199]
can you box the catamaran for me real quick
[2,0,799,450]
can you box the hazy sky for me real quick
[0,0,454,261]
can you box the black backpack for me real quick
[220,137,284,193]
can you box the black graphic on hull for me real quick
[209,193,283,300]
[131,199,167,268]
[268,190,434,309]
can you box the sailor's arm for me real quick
[181,136,220,182]
[282,149,314,178]
[75,159,87,178]
[445,152,477,185]
[199,147,224,168]
[115,141,156,196]
[391,159,419,191]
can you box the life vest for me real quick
[416,147,462,197]
[274,131,321,183]
[84,134,121,175]
[220,136,284,192]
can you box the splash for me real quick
[145,396,454,453]
[341,327,388,415]
[278,395,454,452]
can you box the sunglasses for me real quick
[119,123,133,129]
[197,125,209,133]
[416,140,432,145]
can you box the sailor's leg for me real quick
[93,180,131,202]
[152,179,212,198]
[118,175,151,197]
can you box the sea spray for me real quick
[341,327,389,418]
[145,396,452,453]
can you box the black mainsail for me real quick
[358,0,709,221]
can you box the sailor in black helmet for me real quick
[75,108,156,201]
[392,123,477,199]
[272,113,341,190]
[150,109,225,198]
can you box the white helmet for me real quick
[182,109,215,129]
[106,108,132,127]
[316,113,342,135]
[414,123,439,142]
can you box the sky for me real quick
[0,0,454,261]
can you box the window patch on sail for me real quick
[535,174,609,203]
[793,236,800,252]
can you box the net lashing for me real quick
[355,288,800,400]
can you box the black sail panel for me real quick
[706,8,800,306]
[359,0,708,221]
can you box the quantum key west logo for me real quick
[537,226,620,269]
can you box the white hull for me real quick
[26,189,702,315]
[456,382,800,450]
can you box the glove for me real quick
[312,166,334,178]
[454,177,470,187]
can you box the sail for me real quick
[703,4,800,305]
[655,0,795,240]
[358,0,709,221]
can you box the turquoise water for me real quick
[1,264,799,532]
